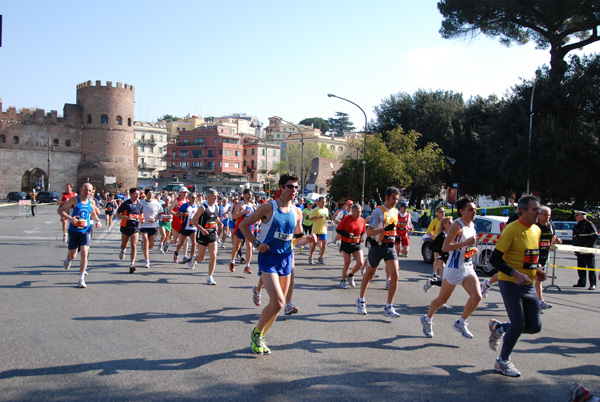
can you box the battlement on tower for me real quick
[77,80,134,91]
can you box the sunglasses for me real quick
[285,184,299,190]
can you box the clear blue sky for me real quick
[2,1,599,130]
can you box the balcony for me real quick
[139,138,157,146]
[138,162,155,171]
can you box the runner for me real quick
[395,201,413,258]
[230,188,255,274]
[58,183,102,288]
[423,216,453,298]
[115,188,144,273]
[240,173,316,355]
[356,187,401,318]
[332,201,352,245]
[191,188,223,284]
[140,188,163,269]
[420,197,482,339]
[173,192,199,268]
[488,195,544,377]
[336,204,366,289]
[158,194,172,254]
[218,197,230,248]
[426,206,446,278]
[58,183,77,243]
[302,200,314,235]
[308,197,329,264]
[104,193,117,231]
[168,188,190,260]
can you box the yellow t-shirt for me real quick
[427,217,440,236]
[309,206,329,235]
[495,219,541,284]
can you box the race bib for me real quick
[523,249,540,269]
[274,231,293,241]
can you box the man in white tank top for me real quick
[420,197,482,339]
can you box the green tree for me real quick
[283,142,336,187]
[158,114,179,121]
[299,117,330,135]
[328,112,356,137]
[438,0,600,83]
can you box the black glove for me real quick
[384,223,396,231]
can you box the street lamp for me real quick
[450,158,456,217]
[327,94,368,205]
[526,69,541,195]
[273,116,304,191]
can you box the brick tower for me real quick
[75,80,137,192]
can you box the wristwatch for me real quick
[253,240,261,248]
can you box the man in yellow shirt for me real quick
[308,197,329,264]
[488,195,544,377]
[427,206,446,278]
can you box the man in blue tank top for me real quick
[57,182,102,288]
[240,173,316,355]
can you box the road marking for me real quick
[24,228,40,234]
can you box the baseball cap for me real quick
[574,210,587,215]
[178,187,189,193]
[346,200,354,205]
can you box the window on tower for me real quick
[101,115,109,124]
[116,116,123,125]
[87,114,92,124]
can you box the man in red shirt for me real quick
[336,204,366,289]
[58,183,77,243]
[395,201,413,258]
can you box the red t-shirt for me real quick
[396,211,412,236]
[337,215,366,244]
[60,192,77,204]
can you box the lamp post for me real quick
[526,69,541,195]
[273,116,304,191]
[450,158,456,217]
[327,94,368,205]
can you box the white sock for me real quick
[458,317,466,324]
[424,315,432,323]
[79,273,85,280]
[385,303,392,309]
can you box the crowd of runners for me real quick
[55,177,597,381]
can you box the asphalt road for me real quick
[0,203,598,402]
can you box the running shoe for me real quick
[78,278,86,288]
[182,256,191,264]
[489,319,504,351]
[385,278,390,290]
[383,305,400,318]
[356,298,367,315]
[374,272,380,278]
[453,320,473,339]
[188,259,196,270]
[63,234,68,244]
[299,246,304,253]
[339,280,347,289]
[159,246,165,255]
[119,249,125,261]
[206,276,216,285]
[494,357,521,377]
[229,262,235,272]
[239,256,246,264]
[284,303,298,315]
[261,338,271,355]
[173,251,179,263]
[432,273,437,280]
[244,266,252,274]
[252,286,261,306]
[163,242,169,253]
[399,253,408,258]
[308,257,314,265]
[568,383,596,402]
[63,258,71,270]
[440,303,449,309]
[481,279,491,298]
[318,257,324,264]
[423,278,433,293]
[539,300,553,310]
[348,276,356,288]
[421,314,433,338]
[129,265,136,274]
[144,260,150,269]
[360,265,365,276]
[221,243,225,249]
[251,327,264,355]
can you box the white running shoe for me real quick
[385,278,390,290]
[539,300,553,310]
[63,234,68,244]
[284,304,298,315]
[494,357,521,377]
[421,315,433,338]
[119,249,125,260]
[253,286,261,306]
[188,259,196,270]
[63,259,72,270]
[383,305,400,318]
[481,279,491,298]
[144,260,150,269]
[339,280,347,289]
[348,276,356,288]
[206,276,216,285]
[423,279,433,293]
[308,257,314,265]
[356,298,367,315]
[453,320,474,339]
[78,278,86,288]
[360,265,365,276]
[488,319,504,351]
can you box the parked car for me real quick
[552,221,576,244]
[421,215,508,276]
[7,191,27,202]
[36,191,61,203]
